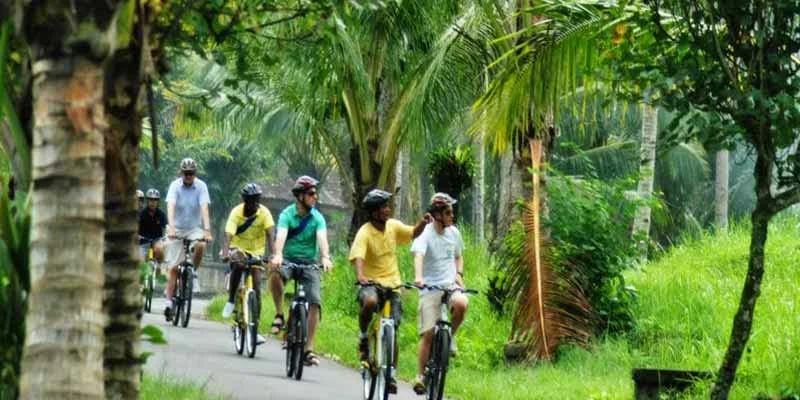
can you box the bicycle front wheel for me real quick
[381,324,394,400]
[171,276,181,327]
[428,329,451,400]
[285,313,296,378]
[245,290,258,358]
[144,274,154,313]
[292,304,307,381]
[180,269,193,328]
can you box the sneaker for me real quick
[450,337,458,358]
[222,302,234,319]
[412,375,426,395]
[387,377,398,394]
[256,334,266,345]
[192,276,200,293]
[358,337,369,361]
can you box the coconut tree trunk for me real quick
[103,42,145,398]
[20,55,107,400]
[473,134,486,243]
[714,149,729,230]
[632,103,658,261]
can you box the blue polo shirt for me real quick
[165,177,211,230]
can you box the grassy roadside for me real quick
[141,373,229,400]
[207,221,800,399]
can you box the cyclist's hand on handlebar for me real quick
[271,254,283,269]
[203,230,213,242]
[357,274,369,285]
[218,249,229,262]
[455,274,464,288]
[167,226,176,239]
[414,276,425,288]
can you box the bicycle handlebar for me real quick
[406,283,478,294]
[283,261,321,270]
[354,281,414,291]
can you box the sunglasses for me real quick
[306,191,318,197]
[183,171,195,177]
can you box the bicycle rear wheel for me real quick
[292,304,307,381]
[245,290,258,358]
[180,268,193,328]
[381,324,394,400]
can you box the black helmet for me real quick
[361,189,392,211]
[241,183,262,199]
[145,188,160,200]
[291,176,319,196]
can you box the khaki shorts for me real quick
[418,289,468,335]
[164,228,205,268]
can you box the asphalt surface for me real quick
[142,298,421,400]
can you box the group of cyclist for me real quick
[137,157,469,395]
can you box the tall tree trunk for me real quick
[103,42,144,398]
[20,55,107,400]
[473,134,486,243]
[394,148,411,221]
[632,103,658,261]
[715,149,729,230]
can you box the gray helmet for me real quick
[241,183,262,198]
[291,175,319,196]
[180,157,197,172]
[136,189,145,199]
[145,188,160,200]
[362,189,392,211]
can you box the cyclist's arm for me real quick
[265,226,275,257]
[413,252,425,286]
[411,216,427,239]
[316,229,331,259]
[220,233,233,257]
[167,201,176,234]
[455,254,464,285]
[272,227,288,265]
[353,257,368,283]
[201,203,211,232]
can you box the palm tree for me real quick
[18,3,119,397]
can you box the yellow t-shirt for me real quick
[224,203,275,256]
[348,219,414,287]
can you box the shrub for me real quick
[490,173,640,335]
[427,144,476,219]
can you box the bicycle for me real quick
[139,236,162,313]
[282,262,321,381]
[169,238,204,328]
[357,281,413,400]
[228,254,264,358]
[411,284,477,400]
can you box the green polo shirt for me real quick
[278,204,327,263]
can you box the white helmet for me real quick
[180,157,197,172]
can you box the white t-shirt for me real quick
[410,224,464,286]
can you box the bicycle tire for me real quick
[181,268,193,328]
[233,323,245,355]
[293,304,307,381]
[285,311,295,377]
[245,290,258,358]
[144,274,153,313]
[431,330,451,400]
[171,274,181,327]
[381,324,394,400]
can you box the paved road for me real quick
[142,298,420,400]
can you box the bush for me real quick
[490,173,640,335]
[427,144,476,219]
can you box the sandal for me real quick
[270,314,285,335]
[304,350,320,366]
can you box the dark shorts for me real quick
[274,261,322,306]
[357,286,403,326]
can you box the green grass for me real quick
[141,373,229,399]
[207,221,800,399]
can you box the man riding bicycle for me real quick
[269,176,333,367]
[410,193,469,394]
[164,157,213,321]
[219,183,274,345]
[349,189,428,394]
[138,188,167,267]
